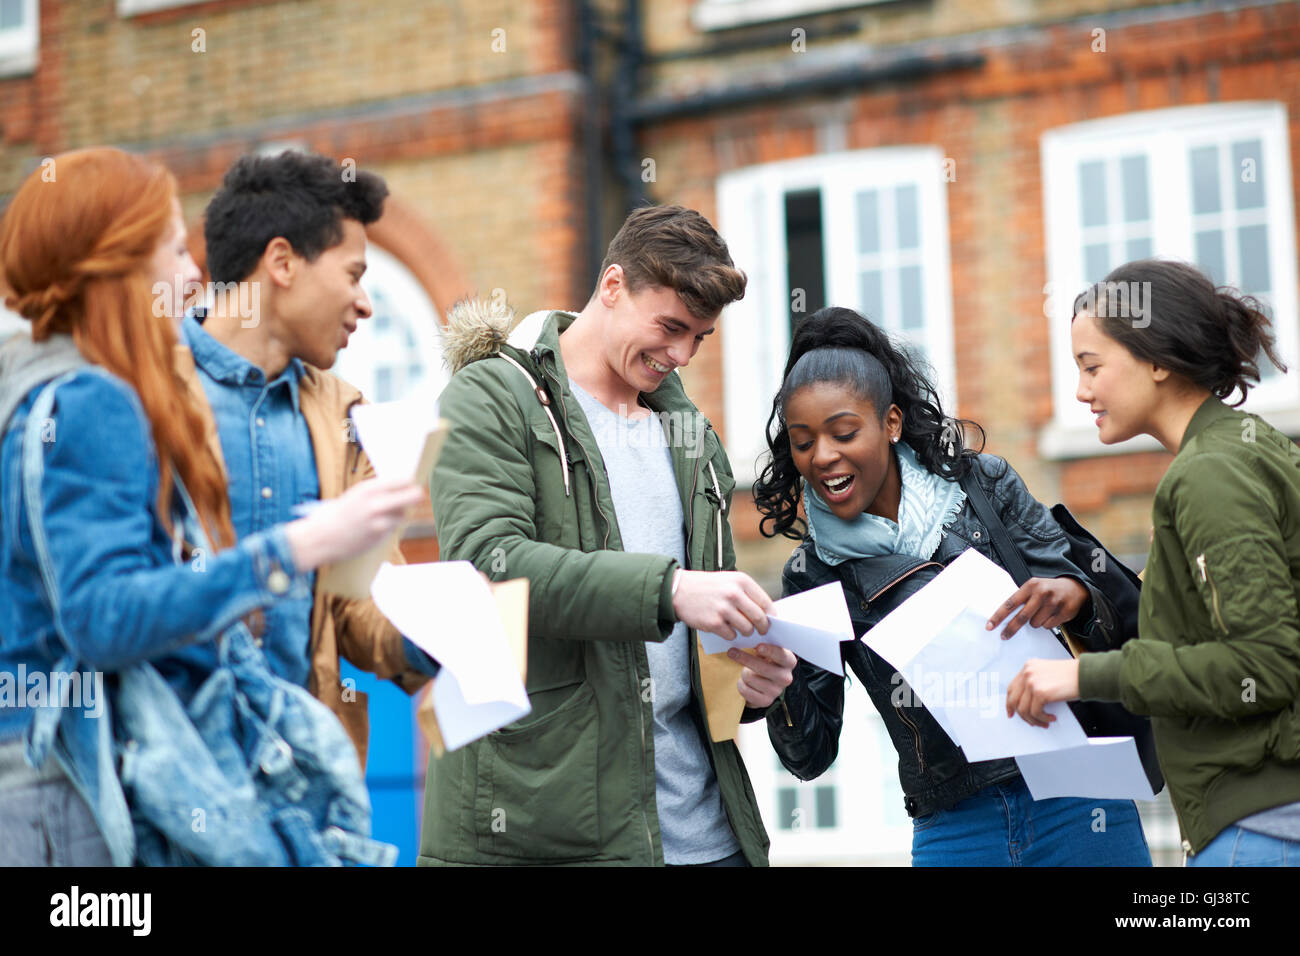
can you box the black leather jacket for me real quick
[766,454,1122,819]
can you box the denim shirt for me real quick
[0,366,306,744]
[183,314,318,688]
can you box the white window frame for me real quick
[737,694,913,864]
[717,147,957,486]
[0,0,38,78]
[1041,102,1300,458]
[693,0,889,31]
[117,0,206,16]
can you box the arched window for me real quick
[331,245,447,406]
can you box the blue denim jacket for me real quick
[182,314,319,689]
[0,360,308,863]
[181,312,438,684]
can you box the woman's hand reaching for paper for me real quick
[1005,658,1080,727]
[984,576,1090,639]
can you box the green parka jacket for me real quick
[417,306,771,866]
[1079,397,1300,854]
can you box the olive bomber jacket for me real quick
[1078,396,1300,853]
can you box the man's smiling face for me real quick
[604,270,717,393]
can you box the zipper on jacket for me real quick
[534,350,610,548]
[866,561,943,775]
[636,666,654,859]
[683,430,706,566]
[867,561,944,604]
[1195,553,1229,635]
[664,419,712,862]
[895,704,927,775]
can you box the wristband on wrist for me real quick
[672,568,683,598]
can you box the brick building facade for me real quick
[5,1,1298,565]
[3,0,1297,864]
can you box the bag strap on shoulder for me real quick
[958,467,1032,586]
[19,371,90,769]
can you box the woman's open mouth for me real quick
[820,473,855,503]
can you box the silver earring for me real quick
[891,436,899,443]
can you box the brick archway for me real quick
[365,198,471,324]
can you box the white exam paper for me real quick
[1016,736,1159,801]
[862,549,1088,761]
[699,581,851,675]
[349,398,440,481]
[894,607,1087,760]
[370,561,530,751]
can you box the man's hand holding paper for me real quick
[699,580,853,676]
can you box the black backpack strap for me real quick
[959,468,1031,586]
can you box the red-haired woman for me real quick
[0,148,422,865]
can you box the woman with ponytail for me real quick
[1008,259,1300,866]
[0,148,423,864]
[755,306,1150,865]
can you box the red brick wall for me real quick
[638,3,1300,555]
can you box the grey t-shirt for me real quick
[1236,802,1300,841]
[570,381,740,865]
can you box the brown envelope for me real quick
[699,639,749,742]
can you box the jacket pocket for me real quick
[473,680,600,860]
[911,808,946,831]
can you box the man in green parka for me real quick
[418,205,796,866]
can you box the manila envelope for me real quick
[700,640,749,742]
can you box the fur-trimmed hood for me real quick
[439,298,518,374]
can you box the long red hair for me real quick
[0,147,235,549]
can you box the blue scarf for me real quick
[804,440,967,565]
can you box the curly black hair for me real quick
[753,306,985,540]
[203,150,389,284]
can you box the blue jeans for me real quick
[0,739,112,866]
[1187,826,1300,866]
[911,776,1152,866]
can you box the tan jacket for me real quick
[175,344,430,769]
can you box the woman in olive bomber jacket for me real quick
[1009,259,1300,863]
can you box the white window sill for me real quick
[117,0,204,16]
[693,0,884,31]
[1039,407,1300,460]
[0,49,37,78]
